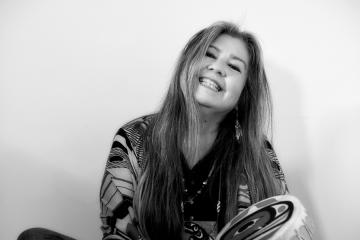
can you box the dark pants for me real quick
[17,228,76,240]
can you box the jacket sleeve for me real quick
[265,141,289,195]
[99,128,143,240]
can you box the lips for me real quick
[199,77,222,92]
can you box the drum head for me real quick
[216,195,314,240]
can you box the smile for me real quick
[199,78,222,92]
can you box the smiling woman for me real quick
[17,21,313,240]
[195,34,249,116]
[96,21,313,240]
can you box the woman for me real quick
[19,21,312,240]
[99,21,289,240]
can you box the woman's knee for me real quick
[18,228,47,240]
[17,227,75,240]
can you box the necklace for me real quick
[181,163,221,220]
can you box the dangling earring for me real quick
[235,108,242,141]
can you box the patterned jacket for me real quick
[99,115,288,240]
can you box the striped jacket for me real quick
[99,115,288,240]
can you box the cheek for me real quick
[228,79,247,107]
[231,76,246,96]
[238,82,246,96]
[199,58,211,71]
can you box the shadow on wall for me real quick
[315,107,360,239]
[267,62,324,240]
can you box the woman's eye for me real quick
[205,51,216,59]
[229,64,241,73]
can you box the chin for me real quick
[195,93,215,107]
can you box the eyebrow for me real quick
[209,45,248,70]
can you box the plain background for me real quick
[1,0,359,239]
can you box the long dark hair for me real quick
[133,21,281,240]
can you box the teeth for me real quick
[200,78,221,91]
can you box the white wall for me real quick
[1,0,359,239]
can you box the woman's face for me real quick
[194,34,249,115]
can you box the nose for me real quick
[207,61,226,77]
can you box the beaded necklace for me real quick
[181,162,222,222]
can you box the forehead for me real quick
[210,34,249,64]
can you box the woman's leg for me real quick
[17,228,76,240]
